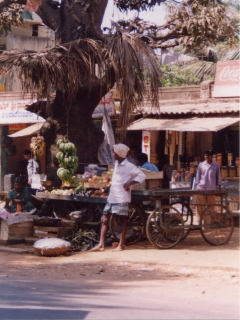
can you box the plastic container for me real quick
[190,163,195,173]
[221,166,228,178]
[228,166,236,178]
[237,166,240,177]
[217,153,222,167]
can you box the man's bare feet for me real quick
[112,246,124,252]
[89,245,105,252]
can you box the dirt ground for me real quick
[0,227,239,282]
[0,227,239,319]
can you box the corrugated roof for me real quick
[128,117,240,132]
[134,99,240,115]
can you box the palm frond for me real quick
[106,23,160,130]
[182,61,216,81]
[0,29,160,130]
[0,38,106,107]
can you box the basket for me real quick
[34,246,70,257]
[33,238,71,257]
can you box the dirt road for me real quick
[0,229,239,319]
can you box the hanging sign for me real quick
[0,99,45,124]
[213,61,240,98]
[142,130,151,160]
[92,92,115,118]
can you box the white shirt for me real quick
[27,158,41,182]
[108,159,146,203]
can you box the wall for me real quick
[6,34,54,51]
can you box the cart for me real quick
[35,192,146,245]
[36,189,234,249]
[132,189,234,249]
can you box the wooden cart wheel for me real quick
[200,205,234,246]
[146,205,184,249]
[110,203,145,245]
[171,201,193,240]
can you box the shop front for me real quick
[0,92,46,191]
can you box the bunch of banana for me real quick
[56,138,79,182]
[30,135,45,158]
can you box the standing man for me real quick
[23,150,41,186]
[90,143,146,252]
[195,150,222,223]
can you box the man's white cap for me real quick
[113,144,130,158]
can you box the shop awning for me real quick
[127,117,240,132]
[8,123,43,137]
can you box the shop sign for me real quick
[92,92,115,118]
[142,130,151,160]
[213,60,240,98]
[0,99,45,124]
[9,124,26,131]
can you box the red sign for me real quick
[213,61,240,98]
[9,124,26,131]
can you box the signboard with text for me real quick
[142,130,151,160]
[0,99,45,124]
[92,92,115,118]
[213,60,240,98]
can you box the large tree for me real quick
[0,0,235,176]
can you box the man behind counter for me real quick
[137,153,159,172]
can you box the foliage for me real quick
[116,0,235,50]
[0,0,23,36]
[181,43,240,82]
[159,64,201,87]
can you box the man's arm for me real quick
[195,164,201,186]
[124,167,146,191]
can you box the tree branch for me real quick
[36,0,60,31]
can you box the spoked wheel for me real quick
[110,203,145,245]
[146,205,184,249]
[200,205,234,246]
[171,201,193,240]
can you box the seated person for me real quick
[4,177,35,213]
[127,145,140,166]
[137,153,159,172]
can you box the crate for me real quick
[34,226,73,238]
[0,220,34,241]
[144,171,163,190]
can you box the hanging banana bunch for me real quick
[30,135,45,159]
[56,138,79,182]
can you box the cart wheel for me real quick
[146,205,184,249]
[200,205,234,246]
[110,203,145,245]
[171,201,193,240]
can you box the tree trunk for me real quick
[40,84,107,181]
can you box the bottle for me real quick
[171,170,177,182]
[181,169,185,182]
[217,153,222,167]
[227,153,233,166]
